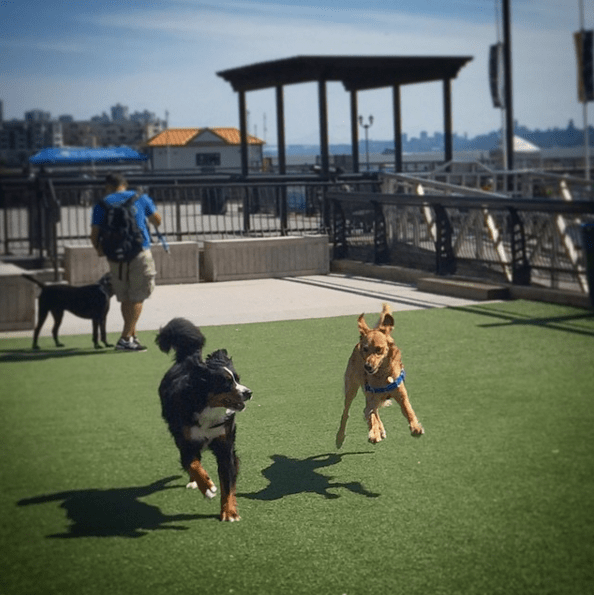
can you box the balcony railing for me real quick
[327,176,594,292]
[2,171,593,294]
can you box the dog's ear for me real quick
[379,313,394,334]
[357,313,370,337]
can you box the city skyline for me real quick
[1,0,593,144]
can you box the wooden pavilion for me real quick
[218,55,473,177]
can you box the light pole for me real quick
[165,110,170,170]
[359,115,373,171]
[578,0,590,180]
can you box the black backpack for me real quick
[98,193,144,263]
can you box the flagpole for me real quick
[579,0,590,180]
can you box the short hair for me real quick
[105,172,128,189]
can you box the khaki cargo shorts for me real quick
[108,249,156,303]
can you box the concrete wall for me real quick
[203,235,330,282]
[0,263,36,331]
[64,242,199,286]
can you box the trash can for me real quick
[582,222,594,308]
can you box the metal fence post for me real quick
[279,185,288,236]
[433,204,456,275]
[372,200,389,264]
[332,200,348,259]
[508,207,531,285]
[243,186,251,233]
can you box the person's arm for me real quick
[90,225,104,256]
[148,211,162,228]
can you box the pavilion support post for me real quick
[443,78,453,169]
[318,80,330,177]
[238,90,249,177]
[276,85,288,234]
[502,0,514,171]
[393,84,403,173]
[350,90,359,174]
[275,85,286,175]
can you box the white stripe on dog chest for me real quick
[188,406,232,442]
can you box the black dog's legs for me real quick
[211,438,240,521]
[32,304,50,349]
[50,310,65,347]
[92,319,100,348]
[99,317,112,348]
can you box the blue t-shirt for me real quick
[92,190,157,250]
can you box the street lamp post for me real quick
[359,115,373,171]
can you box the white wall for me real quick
[151,144,262,172]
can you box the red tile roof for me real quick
[147,127,264,147]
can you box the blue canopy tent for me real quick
[29,146,148,165]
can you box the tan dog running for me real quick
[336,303,424,448]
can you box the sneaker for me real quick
[115,337,147,352]
[132,336,147,351]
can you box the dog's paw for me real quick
[410,423,424,437]
[368,430,384,444]
[205,486,218,500]
[335,432,345,449]
[221,510,241,522]
[186,481,199,489]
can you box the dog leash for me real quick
[364,369,406,394]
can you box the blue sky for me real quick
[1,0,592,144]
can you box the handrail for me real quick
[326,191,594,214]
[381,172,509,199]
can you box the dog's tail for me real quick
[22,273,45,288]
[155,317,205,363]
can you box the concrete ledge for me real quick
[64,242,199,286]
[417,277,509,301]
[508,284,591,309]
[151,242,199,285]
[0,263,35,331]
[330,259,429,285]
[64,246,109,285]
[330,259,592,309]
[203,235,330,282]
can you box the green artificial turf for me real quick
[1,300,593,595]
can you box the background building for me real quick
[0,111,63,167]
[0,102,164,167]
[147,128,265,173]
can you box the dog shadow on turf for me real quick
[17,476,213,538]
[239,452,380,501]
[0,346,119,364]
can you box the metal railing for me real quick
[327,184,594,293]
[2,170,593,294]
[386,163,594,201]
[0,173,377,261]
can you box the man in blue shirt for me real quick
[90,173,162,352]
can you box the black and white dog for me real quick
[23,273,113,350]
[156,318,252,522]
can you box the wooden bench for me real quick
[203,235,330,282]
[64,242,200,286]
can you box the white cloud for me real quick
[2,0,588,142]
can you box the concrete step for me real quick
[417,277,509,301]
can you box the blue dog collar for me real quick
[364,369,406,394]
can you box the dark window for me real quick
[196,153,221,166]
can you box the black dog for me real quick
[23,273,114,350]
[156,318,252,522]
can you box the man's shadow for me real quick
[240,452,380,501]
[17,476,211,538]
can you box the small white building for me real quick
[147,127,265,173]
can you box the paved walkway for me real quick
[1,274,483,340]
